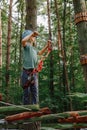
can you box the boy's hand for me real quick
[33,31,39,37]
[47,40,52,49]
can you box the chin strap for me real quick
[33,44,52,73]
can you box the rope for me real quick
[0,101,31,111]
[33,44,52,73]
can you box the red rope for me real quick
[33,60,43,73]
[33,45,52,73]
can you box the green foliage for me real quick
[0,0,86,114]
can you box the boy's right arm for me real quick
[38,40,52,55]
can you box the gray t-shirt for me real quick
[23,43,38,69]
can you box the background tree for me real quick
[73,0,87,93]
[47,0,54,101]
[23,0,41,130]
[0,9,2,88]
[5,0,13,102]
[25,0,37,30]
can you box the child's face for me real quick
[31,36,36,43]
[30,36,36,46]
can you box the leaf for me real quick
[68,92,87,98]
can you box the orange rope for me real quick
[80,54,87,65]
[33,44,52,73]
[74,11,87,24]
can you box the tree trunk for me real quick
[25,0,37,31]
[47,0,54,98]
[73,0,87,93]
[18,1,25,86]
[5,0,13,102]
[0,9,2,88]
[25,0,41,129]
[54,0,72,111]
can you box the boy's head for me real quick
[22,30,39,39]
[22,30,39,47]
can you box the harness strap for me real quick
[23,69,35,89]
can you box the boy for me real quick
[21,30,51,105]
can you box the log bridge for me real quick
[0,104,87,129]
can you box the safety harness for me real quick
[23,44,52,89]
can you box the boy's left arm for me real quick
[38,40,52,56]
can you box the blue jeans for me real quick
[21,70,38,105]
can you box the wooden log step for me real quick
[58,115,87,123]
[5,107,51,122]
